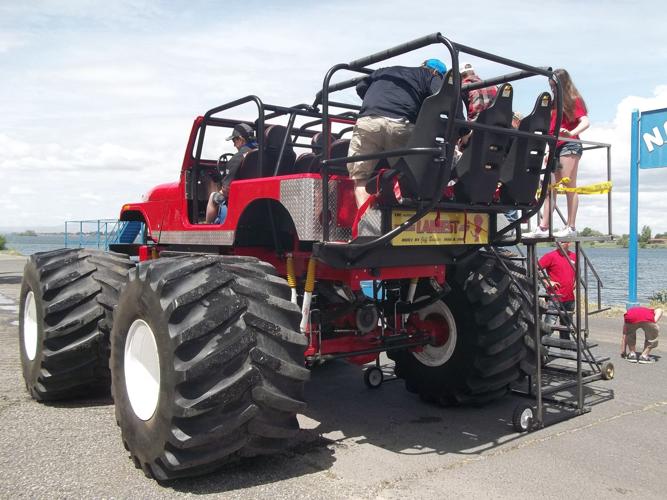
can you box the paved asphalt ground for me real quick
[1,253,666,499]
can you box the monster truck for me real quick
[19,33,563,480]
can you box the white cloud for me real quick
[1,0,667,236]
[574,86,667,234]
[0,133,177,227]
[0,135,166,172]
[0,32,26,53]
[9,186,35,195]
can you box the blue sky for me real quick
[1,0,667,233]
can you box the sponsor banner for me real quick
[391,210,489,246]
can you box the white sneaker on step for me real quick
[554,226,577,238]
[523,226,549,238]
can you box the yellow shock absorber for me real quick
[286,254,298,305]
[304,257,317,293]
[299,257,317,333]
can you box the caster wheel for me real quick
[364,366,384,389]
[601,361,614,380]
[512,403,534,433]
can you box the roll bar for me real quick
[316,32,562,249]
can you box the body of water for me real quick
[535,247,666,307]
[4,234,106,256]
[4,234,665,307]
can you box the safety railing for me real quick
[529,137,613,237]
[64,219,142,251]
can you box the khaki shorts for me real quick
[347,115,414,181]
[624,321,659,349]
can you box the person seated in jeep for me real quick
[206,123,258,224]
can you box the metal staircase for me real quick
[116,221,143,244]
[534,241,613,391]
[509,237,615,432]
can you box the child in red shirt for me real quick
[622,306,663,363]
[539,242,576,338]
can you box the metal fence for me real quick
[64,219,142,251]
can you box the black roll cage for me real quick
[318,32,562,254]
[189,97,359,224]
[190,32,563,256]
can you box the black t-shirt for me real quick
[356,66,443,123]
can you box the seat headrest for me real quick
[235,149,261,180]
[311,132,336,154]
[265,125,290,152]
[328,138,351,167]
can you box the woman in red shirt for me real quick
[527,69,590,238]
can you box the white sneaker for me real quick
[523,226,549,238]
[554,226,577,238]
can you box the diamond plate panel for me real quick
[280,178,352,242]
[156,230,235,246]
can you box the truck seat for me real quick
[265,125,296,176]
[454,83,514,203]
[499,92,552,205]
[390,69,463,200]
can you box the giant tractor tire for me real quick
[110,255,309,480]
[19,248,134,401]
[390,250,537,406]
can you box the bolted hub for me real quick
[409,298,458,367]
[356,302,379,334]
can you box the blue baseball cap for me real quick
[423,58,447,75]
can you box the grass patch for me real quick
[0,249,23,256]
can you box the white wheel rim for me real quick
[23,291,38,361]
[412,298,457,367]
[124,319,161,421]
[520,408,533,429]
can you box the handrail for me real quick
[64,219,128,251]
[532,137,613,238]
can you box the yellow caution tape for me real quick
[552,177,612,194]
[537,177,613,196]
[556,181,612,194]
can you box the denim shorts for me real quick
[214,203,228,224]
[556,141,583,159]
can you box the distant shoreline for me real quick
[3,236,666,310]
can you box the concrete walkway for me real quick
[1,254,665,499]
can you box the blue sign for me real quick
[628,107,667,308]
[639,106,667,169]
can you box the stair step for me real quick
[544,324,587,335]
[546,350,609,363]
[541,337,598,350]
[118,221,142,244]
[545,309,574,316]
[546,324,576,332]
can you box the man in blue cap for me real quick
[347,59,448,207]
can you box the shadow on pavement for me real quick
[302,360,532,457]
[168,358,581,494]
